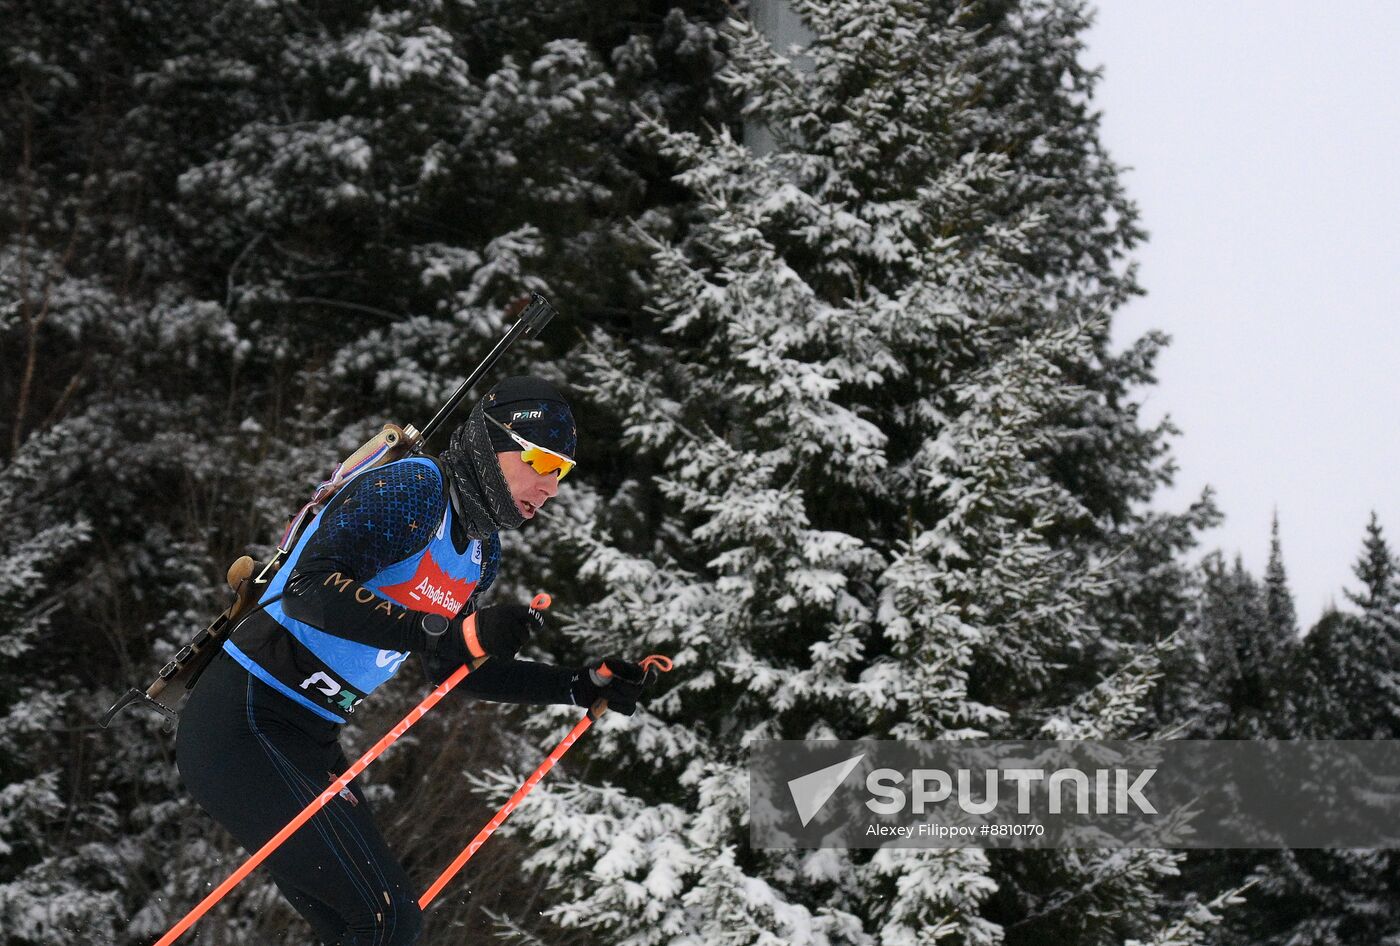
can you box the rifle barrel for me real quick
[416,293,557,447]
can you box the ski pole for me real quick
[152,594,551,946]
[419,653,673,909]
[152,660,481,946]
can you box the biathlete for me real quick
[175,376,649,945]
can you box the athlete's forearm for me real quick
[282,567,432,652]
[459,657,574,705]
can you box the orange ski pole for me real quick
[153,659,479,945]
[153,593,551,946]
[419,653,673,909]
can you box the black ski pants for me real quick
[175,650,423,945]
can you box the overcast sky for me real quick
[1084,3,1400,627]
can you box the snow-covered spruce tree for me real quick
[0,5,232,938]
[1236,517,1400,946]
[1263,515,1298,650]
[5,1,728,942]
[1286,607,1357,739]
[1187,520,1298,739]
[1171,543,1299,946]
[1337,513,1400,736]
[1190,552,1292,739]
[1185,519,1400,946]
[0,420,114,942]
[1287,515,1399,740]
[493,3,1217,945]
[143,5,728,942]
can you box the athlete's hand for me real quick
[456,603,542,660]
[570,656,648,715]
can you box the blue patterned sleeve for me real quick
[300,460,446,579]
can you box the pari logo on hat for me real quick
[484,375,577,460]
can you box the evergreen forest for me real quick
[2,1,1396,944]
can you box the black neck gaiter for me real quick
[441,402,524,540]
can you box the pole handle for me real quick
[586,654,671,718]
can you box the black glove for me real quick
[423,603,542,666]
[569,656,648,716]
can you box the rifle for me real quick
[99,292,557,729]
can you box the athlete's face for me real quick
[497,450,561,520]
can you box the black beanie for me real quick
[481,376,577,460]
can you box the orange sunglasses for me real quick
[486,414,576,480]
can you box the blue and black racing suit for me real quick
[175,456,573,946]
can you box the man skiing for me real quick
[175,376,648,946]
